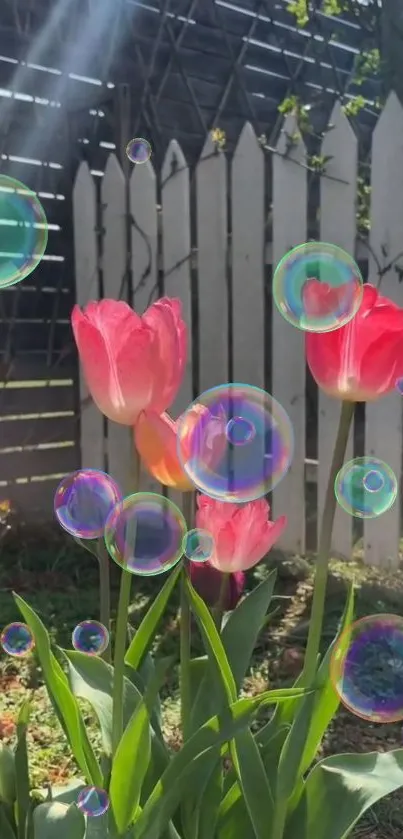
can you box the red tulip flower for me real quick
[195,494,287,573]
[134,406,226,491]
[72,297,187,424]
[306,284,403,401]
[189,561,245,611]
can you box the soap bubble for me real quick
[183,528,214,563]
[395,377,403,396]
[0,174,48,289]
[54,469,122,540]
[330,614,403,723]
[77,786,109,817]
[334,457,397,519]
[176,383,293,502]
[1,622,34,657]
[72,620,109,656]
[273,241,363,333]
[104,492,186,576]
[126,138,152,164]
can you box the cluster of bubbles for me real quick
[0,174,48,290]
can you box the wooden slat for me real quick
[0,443,79,481]
[318,101,357,559]
[0,288,74,320]
[271,115,307,554]
[0,383,75,415]
[0,321,71,353]
[0,479,67,522]
[72,161,104,471]
[101,153,133,495]
[364,93,403,567]
[196,135,228,391]
[231,123,265,388]
[130,149,162,496]
[0,415,76,448]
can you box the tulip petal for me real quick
[143,298,187,413]
[134,411,194,490]
[237,515,288,571]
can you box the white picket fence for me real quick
[73,92,403,569]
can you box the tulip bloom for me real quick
[72,297,187,424]
[306,283,403,401]
[195,494,287,573]
[189,561,245,610]
[134,406,226,491]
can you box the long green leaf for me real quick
[185,576,237,704]
[32,802,86,839]
[133,688,309,839]
[125,564,182,671]
[110,658,172,834]
[284,749,403,839]
[14,700,31,839]
[0,805,16,839]
[196,760,224,839]
[14,595,101,787]
[230,728,274,839]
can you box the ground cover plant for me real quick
[2,249,403,839]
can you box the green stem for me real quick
[97,541,111,663]
[112,568,132,756]
[180,491,194,742]
[213,572,230,631]
[302,399,355,685]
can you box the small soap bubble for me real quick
[225,416,255,446]
[183,528,214,563]
[176,383,293,502]
[330,614,403,723]
[126,137,152,164]
[0,174,48,289]
[273,241,363,333]
[54,469,122,540]
[104,492,186,576]
[1,622,34,657]
[77,786,109,818]
[395,377,403,396]
[335,457,397,519]
[72,620,109,656]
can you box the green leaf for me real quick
[0,805,16,839]
[196,760,224,839]
[13,594,102,787]
[185,575,237,704]
[14,700,31,839]
[0,744,16,806]
[110,658,172,834]
[222,571,277,691]
[284,749,403,839]
[230,728,274,839]
[134,689,308,839]
[33,802,85,839]
[125,563,182,671]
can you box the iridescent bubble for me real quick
[77,786,109,818]
[273,241,363,333]
[334,457,397,519]
[176,383,293,502]
[395,377,403,396]
[104,492,186,576]
[54,469,122,540]
[72,620,109,656]
[126,137,152,164]
[330,614,403,723]
[183,528,214,563]
[225,416,255,446]
[0,175,48,289]
[1,622,34,657]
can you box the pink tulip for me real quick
[71,297,187,425]
[196,494,287,573]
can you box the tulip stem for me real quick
[180,492,194,742]
[97,541,111,663]
[112,568,132,756]
[213,572,230,631]
[302,399,355,685]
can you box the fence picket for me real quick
[196,136,229,391]
[271,115,307,553]
[318,102,357,559]
[101,154,133,495]
[72,161,104,471]
[161,140,193,512]
[364,92,403,567]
